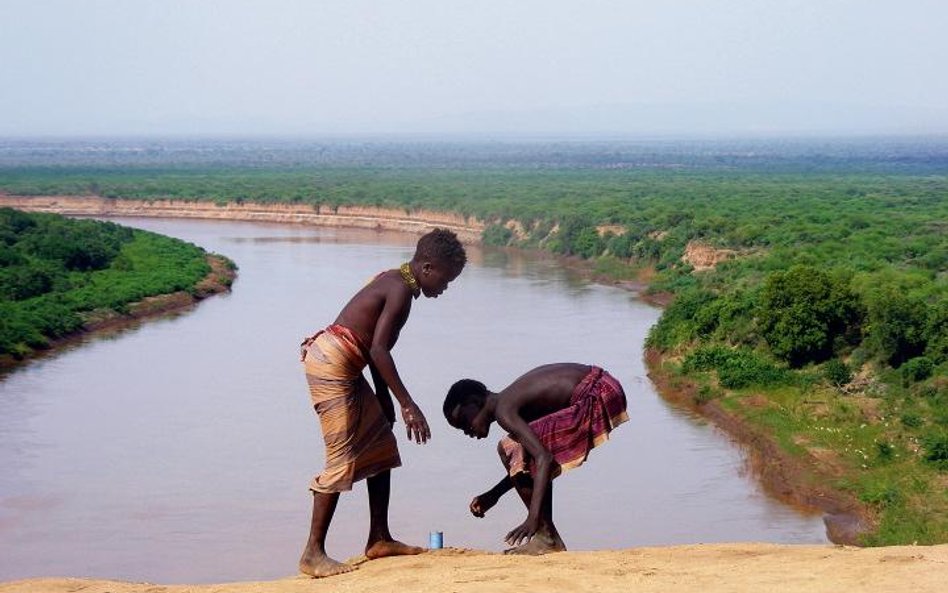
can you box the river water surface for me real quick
[0,218,827,584]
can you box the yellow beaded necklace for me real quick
[399,262,420,297]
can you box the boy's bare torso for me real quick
[334,270,411,350]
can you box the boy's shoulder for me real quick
[360,268,414,302]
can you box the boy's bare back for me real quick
[498,363,591,423]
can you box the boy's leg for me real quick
[364,470,425,559]
[299,491,355,577]
[499,443,566,555]
[504,473,566,554]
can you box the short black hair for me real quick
[443,378,488,421]
[415,228,467,272]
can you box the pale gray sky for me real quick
[1,0,946,137]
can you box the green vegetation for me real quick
[0,208,216,359]
[0,142,945,544]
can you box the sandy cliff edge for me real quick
[0,194,486,243]
[2,543,946,593]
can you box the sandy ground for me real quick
[3,543,946,593]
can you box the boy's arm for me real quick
[495,405,555,546]
[368,362,396,425]
[367,285,431,444]
[470,475,513,518]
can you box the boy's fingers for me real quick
[407,422,428,444]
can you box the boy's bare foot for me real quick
[365,539,425,559]
[299,553,356,578]
[503,531,567,556]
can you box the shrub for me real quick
[824,359,852,389]
[924,297,948,364]
[694,384,720,405]
[758,265,863,367]
[875,441,895,463]
[0,264,57,300]
[646,288,717,350]
[901,356,934,385]
[606,232,637,259]
[866,286,929,367]
[683,345,789,389]
[859,484,901,508]
[922,432,948,469]
[482,223,514,247]
[900,412,924,429]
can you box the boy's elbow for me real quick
[368,345,389,363]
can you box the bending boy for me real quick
[299,228,466,577]
[444,363,628,555]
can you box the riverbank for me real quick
[3,542,946,593]
[644,349,872,545]
[0,252,236,373]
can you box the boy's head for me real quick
[412,228,467,298]
[444,379,490,439]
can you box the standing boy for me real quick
[299,228,466,577]
[443,363,628,555]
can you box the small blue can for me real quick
[429,531,444,549]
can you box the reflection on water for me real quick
[0,218,826,584]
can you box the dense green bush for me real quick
[824,359,853,388]
[901,357,934,384]
[683,345,790,389]
[923,297,948,364]
[646,288,718,350]
[482,223,514,247]
[922,432,948,469]
[866,286,931,367]
[758,265,863,367]
[0,263,55,300]
[0,209,211,358]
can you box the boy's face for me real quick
[449,401,490,439]
[418,260,462,298]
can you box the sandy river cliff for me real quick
[0,194,485,243]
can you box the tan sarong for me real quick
[301,324,401,493]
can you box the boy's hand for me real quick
[400,401,431,444]
[505,517,539,547]
[469,491,499,518]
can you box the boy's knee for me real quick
[496,441,510,469]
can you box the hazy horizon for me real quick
[2,1,946,138]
